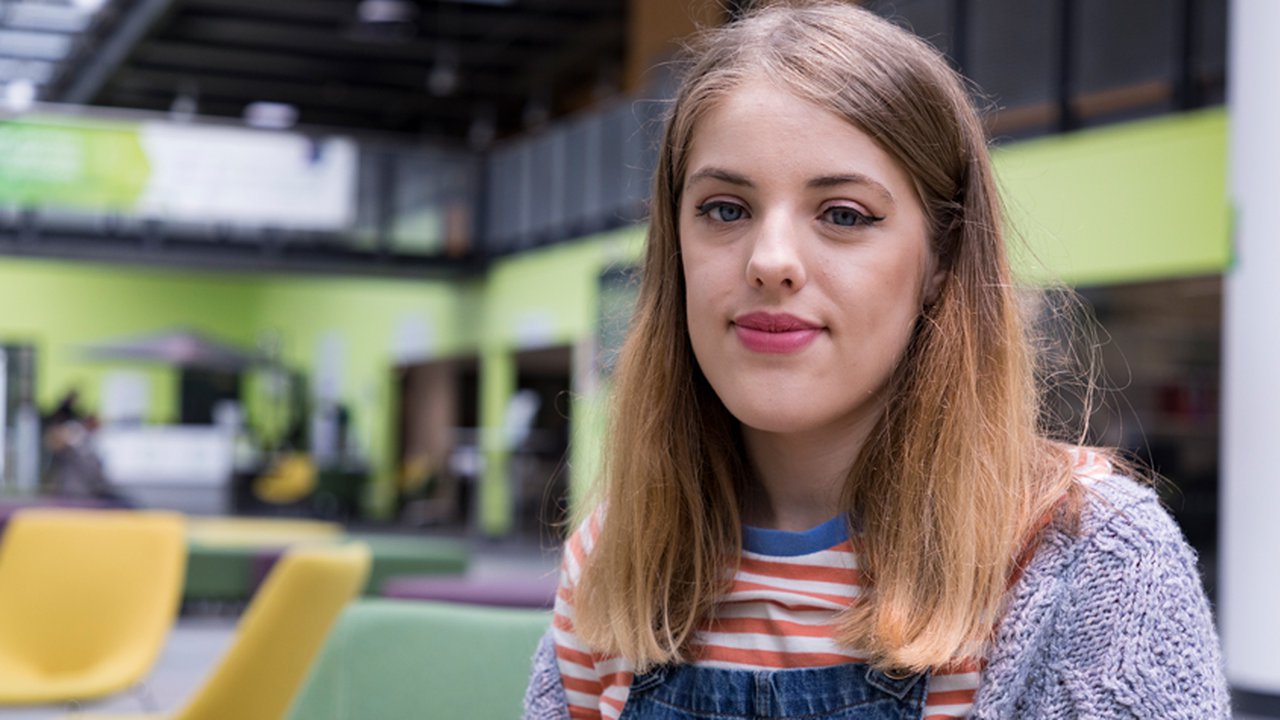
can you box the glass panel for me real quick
[1194,0,1227,104]
[868,0,954,56]
[1074,0,1175,114]
[968,0,1055,112]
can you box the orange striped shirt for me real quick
[554,449,1113,719]
[553,514,979,719]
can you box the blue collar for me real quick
[742,514,849,557]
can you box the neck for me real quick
[740,411,881,532]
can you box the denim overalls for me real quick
[618,662,928,719]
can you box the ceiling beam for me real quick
[130,40,533,96]
[178,0,615,37]
[0,229,483,279]
[164,15,559,65]
[520,0,625,11]
[87,86,483,137]
[516,17,625,92]
[57,0,177,103]
[415,6,618,41]
[179,0,355,24]
[111,67,503,118]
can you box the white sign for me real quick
[137,123,357,230]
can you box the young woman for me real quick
[525,2,1228,718]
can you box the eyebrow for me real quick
[684,166,896,206]
[685,166,754,189]
[806,173,896,206]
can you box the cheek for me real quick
[875,242,934,310]
[679,246,698,314]
[680,244,721,314]
[680,250,733,371]
[681,257,711,350]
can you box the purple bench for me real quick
[380,574,559,609]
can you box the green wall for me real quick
[997,108,1228,286]
[0,230,642,530]
[0,257,471,518]
[251,276,482,514]
[0,108,1229,532]
[474,228,643,534]
[0,260,260,420]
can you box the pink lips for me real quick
[732,312,823,354]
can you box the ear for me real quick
[923,263,948,307]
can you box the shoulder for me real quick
[994,472,1198,651]
[1034,449,1193,578]
[1065,473,1204,586]
[973,473,1229,718]
[1076,473,1180,547]
[1057,474,1206,616]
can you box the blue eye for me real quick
[696,201,747,223]
[825,207,872,227]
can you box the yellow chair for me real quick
[0,509,187,705]
[75,542,371,720]
[252,453,318,505]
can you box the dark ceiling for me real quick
[41,0,629,142]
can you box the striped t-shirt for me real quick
[553,450,1113,720]
[553,514,982,719]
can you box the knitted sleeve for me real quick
[524,631,571,720]
[1063,491,1229,717]
[983,481,1230,718]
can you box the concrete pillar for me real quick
[1223,0,1280,712]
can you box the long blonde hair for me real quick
[575,0,1085,673]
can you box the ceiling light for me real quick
[169,80,199,121]
[71,0,110,13]
[426,47,460,97]
[427,63,459,97]
[3,80,37,112]
[522,97,549,129]
[170,93,198,122]
[243,101,298,130]
[356,0,418,24]
[350,0,417,43]
[467,113,496,150]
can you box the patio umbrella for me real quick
[79,329,265,372]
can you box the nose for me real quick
[745,215,807,292]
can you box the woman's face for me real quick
[679,78,942,445]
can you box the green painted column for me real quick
[477,345,515,536]
[567,378,607,512]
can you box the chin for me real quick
[722,397,829,436]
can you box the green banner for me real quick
[0,116,150,210]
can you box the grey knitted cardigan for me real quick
[523,476,1229,718]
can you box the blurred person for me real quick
[42,389,132,505]
[523,2,1227,719]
